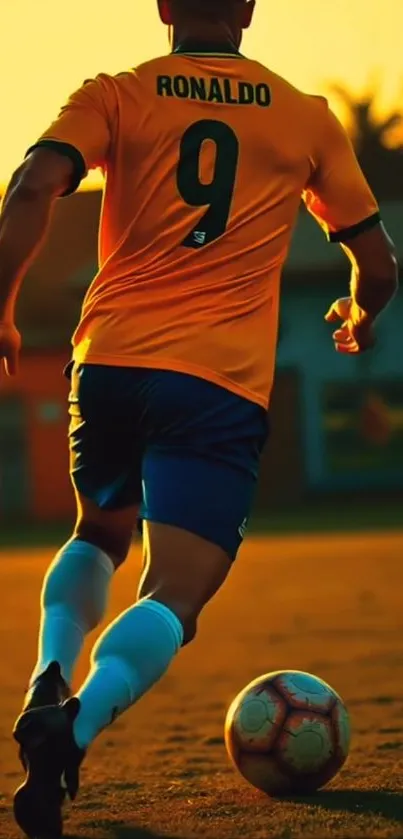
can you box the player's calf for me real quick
[72,596,184,750]
[137,521,233,645]
[24,496,136,708]
[27,538,115,692]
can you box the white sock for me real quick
[31,539,114,686]
[73,599,184,749]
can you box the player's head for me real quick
[158,0,256,48]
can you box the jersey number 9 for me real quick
[176,119,240,249]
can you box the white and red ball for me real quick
[225,670,350,796]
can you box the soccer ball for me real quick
[224,670,351,796]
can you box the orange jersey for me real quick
[29,42,379,408]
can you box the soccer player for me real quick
[0,0,398,835]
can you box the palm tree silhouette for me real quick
[330,82,403,200]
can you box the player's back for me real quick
[48,44,375,407]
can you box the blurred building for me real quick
[0,191,402,520]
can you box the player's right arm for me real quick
[303,105,398,354]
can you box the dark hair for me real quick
[172,0,243,21]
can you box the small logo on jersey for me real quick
[238,518,248,539]
[193,230,207,245]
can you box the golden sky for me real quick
[1,0,402,189]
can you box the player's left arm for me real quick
[0,76,114,375]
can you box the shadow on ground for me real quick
[286,788,403,822]
[65,790,403,839]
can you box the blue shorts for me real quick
[67,364,269,560]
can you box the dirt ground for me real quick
[1,532,403,839]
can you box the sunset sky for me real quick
[1,0,402,189]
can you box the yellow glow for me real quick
[1,0,402,189]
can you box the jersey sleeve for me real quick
[25,74,115,196]
[302,104,380,242]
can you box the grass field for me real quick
[1,532,403,839]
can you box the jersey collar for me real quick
[173,40,242,58]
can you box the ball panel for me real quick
[237,753,292,796]
[273,671,336,713]
[225,685,287,753]
[275,711,334,775]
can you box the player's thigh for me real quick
[69,421,142,562]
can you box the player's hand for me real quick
[0,321,21,375]
[324,297,376,354]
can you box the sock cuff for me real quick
[137,598,184,651]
